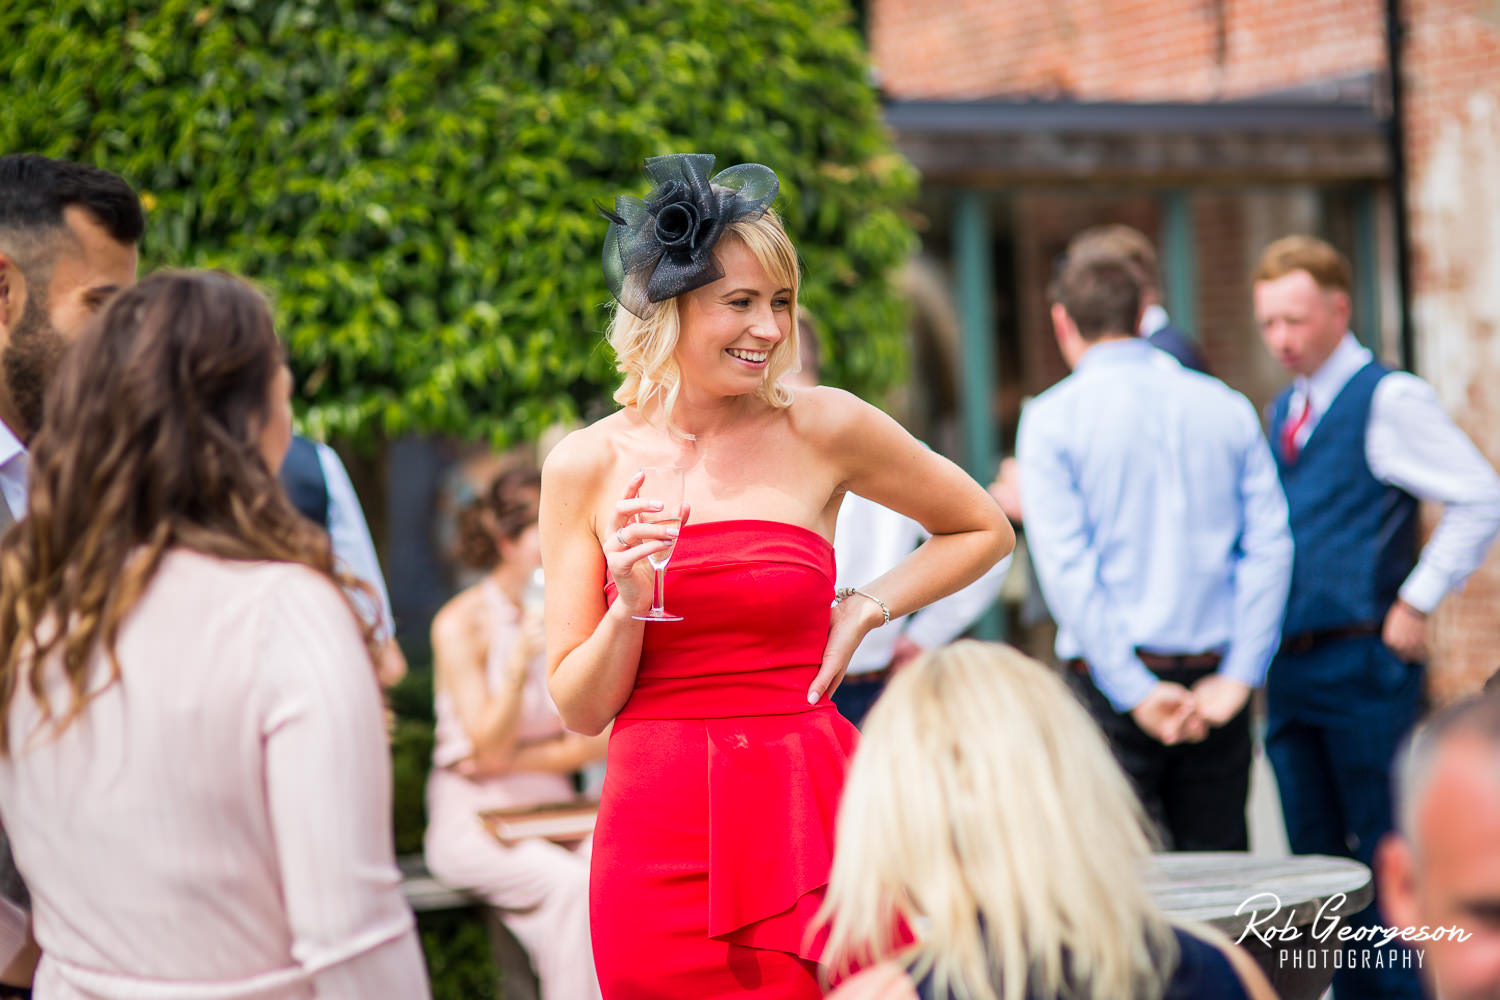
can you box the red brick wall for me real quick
[871,0,1385,101]
[1005,193,1279,408]
[873,0,1500,695]
[1402,0,1500,700]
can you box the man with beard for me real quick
[0,155,141,519]
[0,154,142,997]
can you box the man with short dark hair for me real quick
[0,154,142,996]
[0,154,142,522]
[1070,223,1210,373]
[1019,243,1292,851]
[1255,233,1500,1000]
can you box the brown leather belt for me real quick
[1067,649,1223,675]
[1278,623,1383,656]
[842,667,891,685]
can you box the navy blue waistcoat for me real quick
[278,434,330,530]
[1269,361,1418,639]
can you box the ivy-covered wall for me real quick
[4,0,917,449]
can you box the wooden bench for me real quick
[400,856,541,1000]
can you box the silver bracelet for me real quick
[835,586,890,625]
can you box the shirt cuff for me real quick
[1095,660,1161,713]
[1218,651,1269,691]
[1398,564,1449,616]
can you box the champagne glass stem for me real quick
[652,568,667,616]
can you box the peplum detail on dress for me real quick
[705,707,856,958]
[597,520,857,986]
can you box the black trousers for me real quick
[830,671,886,729]
[1066,664,1252,851]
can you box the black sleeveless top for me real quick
[910,927,1249,1000]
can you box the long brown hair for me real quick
[0,270,376,753]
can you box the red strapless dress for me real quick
[591,520,858,998]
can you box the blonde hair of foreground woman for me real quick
[816,641,1275,1000]
[607,206,800,423]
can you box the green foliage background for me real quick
[3,0,917,450]
[5,2,916,993]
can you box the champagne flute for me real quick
[632,465,684,622]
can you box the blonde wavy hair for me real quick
[608,207,800,422]
[816,641,1178,1000]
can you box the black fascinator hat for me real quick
[599,153,779,319]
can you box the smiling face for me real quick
[674,236,793,400]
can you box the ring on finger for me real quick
[616,528,628,548]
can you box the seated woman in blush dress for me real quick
[424,464,606,1000]
[816,641,1278,1000]
[541,154,1014,999]
[0,271,430,999]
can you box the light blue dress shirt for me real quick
[1017,339,1293,711]
[314,441,397,641]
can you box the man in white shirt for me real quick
[830,492,1010,725]
[1255,234,1500,1000]
[0,154,143,997]
[787,311,1009,726]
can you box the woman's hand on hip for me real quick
[808,594,886,704]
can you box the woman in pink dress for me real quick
[0,271,430,999]
[425,465,606,1000]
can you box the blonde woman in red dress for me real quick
[541,154,1014,998]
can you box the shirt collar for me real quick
[1074,336,1155,373]
[1139,304,1170,337]
[1294,333,1371,415]
[0,419,24,469]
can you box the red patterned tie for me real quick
[1282,396,1311,463]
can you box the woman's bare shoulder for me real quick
[430,583,488,649]
[785,384,880,445]
[826,962,919,1000]
[541,411,636,490]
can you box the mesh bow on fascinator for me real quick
[598,153,779,318]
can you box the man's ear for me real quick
[1376,832,1420,930]
[0,252,27,338]
[1050,302,1082,368]
[1331,288,1354,327]
[1049,302,1071,345]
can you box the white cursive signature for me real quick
[1234,892,1472,948]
